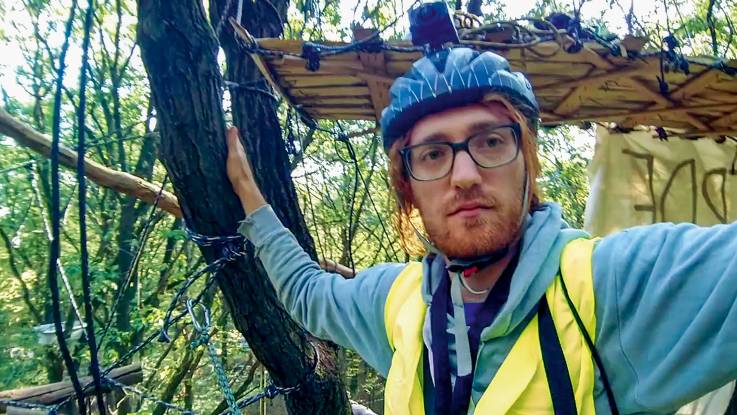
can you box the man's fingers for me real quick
[226,126,240,151]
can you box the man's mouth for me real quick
[448,202,492,218]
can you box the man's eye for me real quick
[422,150,443,160]
[483,136,504,147]
[419,147,448,161]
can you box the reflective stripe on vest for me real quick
[383,238,598,415]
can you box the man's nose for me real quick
[449,150,482,189]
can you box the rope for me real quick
[296,124,328,262]
[187,300,241,414]
[214,0,237,37]
[29,166,87,337]
[76,0,106,411]
[218,343,318,414]
[48,0,87,412]
[0,399,60,414]
[352,138,401,262]
[334,129,359,273]
[0,159,35,175]
[158,227,246,343]
[97,174,169,349]
[52,273,219,412]
[103,377,196,414]
[224,80,280,101]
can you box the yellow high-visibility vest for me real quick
[383,238,598,414]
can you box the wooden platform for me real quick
[234,19,737,137]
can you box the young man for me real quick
[226,48,737,414]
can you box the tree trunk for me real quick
[136,1,350,413]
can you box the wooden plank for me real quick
[267,64,357,77]
[384,51,424,62]
[537,62,656,90]
[553,67,598,115]
[256,38,352,56]
[0,365,142,411]
[385,61,414,77]
[357,51,387,73]
[291,86,370,97]
[231,20,301,110]
[676,128,737,138]
[555,102,737,124]
[282,75,365,88]
[520,61,594,77]
[298,97,372,106]
[669,69,720,102]
[313,112,376,120]
[618,76,710,131]
[554,83,596,115]
[365,79,391,119]
[310,107,376,115]
[273,55,365,72]
[357,72,394,119]
[713,109,737,127]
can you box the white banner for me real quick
[584,127,737,414]
[585,128,737,236]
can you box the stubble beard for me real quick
[420,191,524,258]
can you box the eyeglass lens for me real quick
[406,126,518,181]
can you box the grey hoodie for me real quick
[239,201,737,414]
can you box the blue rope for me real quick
[76,0,106,412]
[159,227,245,342]
[0,399,60,414]
[103,377,196,414]
[47,0,87,412]
[187,300,241,415]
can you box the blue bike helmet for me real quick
[380,47,539,150]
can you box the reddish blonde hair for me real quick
[387,94,542,256]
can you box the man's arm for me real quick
[226,126,399,376]
[239,205,401,375]
[592,222,737,413]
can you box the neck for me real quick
[459,243,519,303]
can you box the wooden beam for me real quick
[553,67,597,115]
[538,63,654,91]
[622,77,711,131]
[358,72,394,119]
[230,19,298,108]
[674,128,737,138]
[670,68,721,102]
[292,86,371,97]
[544,102,737,125]
[0,364,142,412]
[713,109,737,127]
[0,108,182,218]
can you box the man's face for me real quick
[407,103,526,258]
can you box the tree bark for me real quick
[136,1,350,413]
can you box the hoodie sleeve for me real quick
[592,222,737,413]
[238,205,402,376]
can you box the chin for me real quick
[429,215,519,258]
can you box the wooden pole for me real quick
[0,364,142,413]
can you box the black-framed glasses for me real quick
[400,123,521,181]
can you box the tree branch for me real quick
[0,107,182,217]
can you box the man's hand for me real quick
[226,127,266,214]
